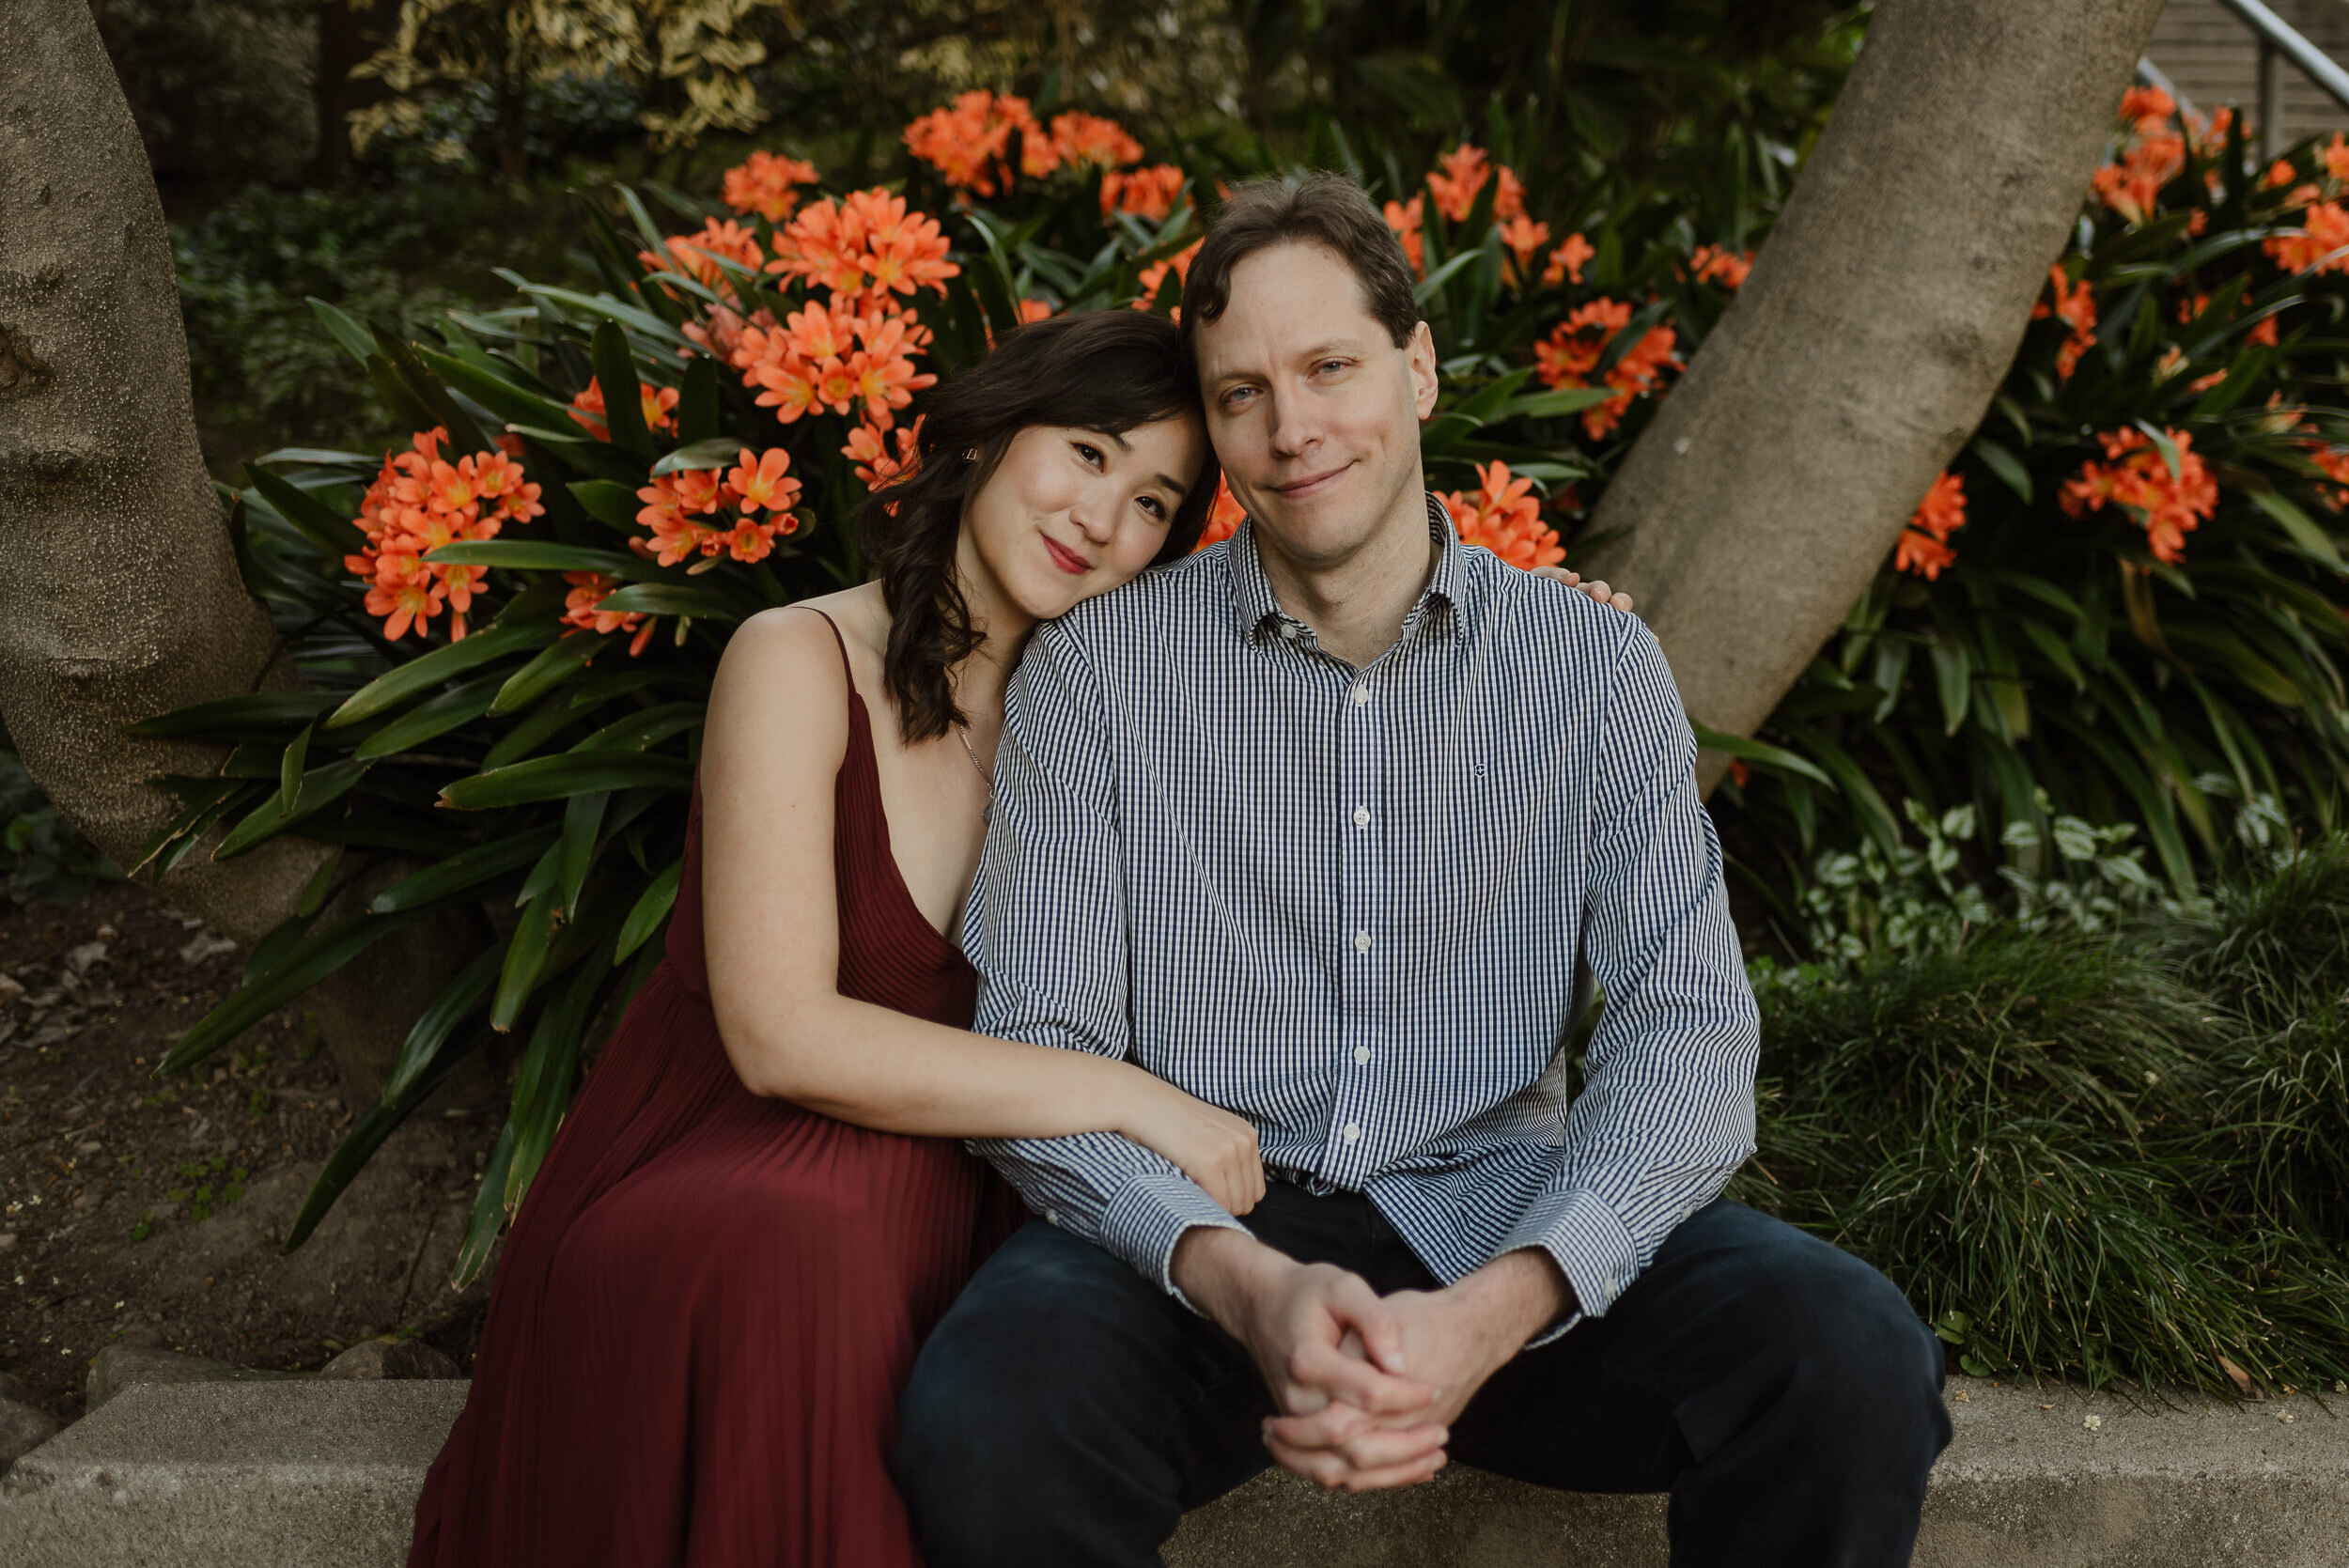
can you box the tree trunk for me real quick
[1579,0,2168,790]
[0,0,484,1108]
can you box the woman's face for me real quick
[960,416,1209,622]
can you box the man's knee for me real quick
[894,1222,1204,1564]
[1749,1225,1951,1467]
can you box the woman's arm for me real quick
[698,608,1263,1213]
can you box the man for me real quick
[893,172,1951,1566]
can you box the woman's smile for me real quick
[1041,534,1094,575]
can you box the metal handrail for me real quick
[2212,0,2349,159]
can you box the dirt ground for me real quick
[0,880,502,1426]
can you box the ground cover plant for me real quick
[126,72,2349,1389]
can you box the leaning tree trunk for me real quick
[1581,0,2168,789]
[0,0,480,1106]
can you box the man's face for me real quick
[1193,241,1439,572]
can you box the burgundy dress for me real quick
[410,613,1024,1568]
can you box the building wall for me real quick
[2147,0,2349,149]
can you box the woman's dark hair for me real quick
[858,308,1221,743]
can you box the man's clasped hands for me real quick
[1172,1226,1573,1491]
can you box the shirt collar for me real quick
[1227,492,1470,647]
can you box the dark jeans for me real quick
[893,1188,1952,1568]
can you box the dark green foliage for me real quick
[1,739,119,908]
[1743,846,2349,1393]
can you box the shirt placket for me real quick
[1329,657,1383,1185]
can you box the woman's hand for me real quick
[1119,1075,1267,1216]
[1533,566,1635,613]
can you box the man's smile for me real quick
[1268,462,1354,500]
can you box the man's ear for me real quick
[1407,320,1439,421]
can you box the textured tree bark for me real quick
[0,0,480,1106]
[1579,0,2169,790]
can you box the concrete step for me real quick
[0,1377,2341,1566]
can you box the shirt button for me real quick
[1047,1210,1059,1226]
[1350,683,1371,706]
[1280,623,1299,640]
[1342,1122,1361,1144]
[1352,1046,1371,1065]
[1351,806,1370,828]
[1352,930,1372,954]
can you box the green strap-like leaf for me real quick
[126,691,340,741]
[370,827,560,914]
[351,674,507,762]
[590,320,655,458]
[282,1026,483,1252]
[326,621,553,730]
[650,437,747,476]
[158,910,422,1076]
[442,752,695,810]
[591,582,742,621]
[246,465,362,561]
[1688,725,1838,789]
[2248,489,2346,571]
[382,946,504,1107]
[448,1123,516,1288]
[491,896,559,1032]
[423,540,650,575]
[614,858,683,963]
[212,757,369,860]
[558,790,610,922]
[491,634,608,717]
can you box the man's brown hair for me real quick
[1179,172,1423,357]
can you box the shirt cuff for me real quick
[1499,1186,1639,1348]
[1097,1168,1249,1313]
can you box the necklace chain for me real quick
[953,722,992,795]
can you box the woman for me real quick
[409,309,1628,1568]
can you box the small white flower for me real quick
[2278,1410,2296,1424]
[2082,1414,2103,1432]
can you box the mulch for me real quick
[0,879,501,1424]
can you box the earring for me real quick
[963,447,978,461]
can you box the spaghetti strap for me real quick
[803,607,856,692]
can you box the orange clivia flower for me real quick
[1439,459,1564,570]
[1383,194,1425,276]
[2031,265,2097,380]
[1102,164,1188,224]
[561,571,655,658]
[569,378,680,442]
[1191,474,1247,551]
[2326,132,2349,181]
[844,418,924,490]
[2059,427,2217,564]
[1134,239,1204,314]
[640,218,764,294]
[903,90,1040,196]
[721,150,819,222]
[2264,199,2349,274]
[728,447,801,514]
[1050,111,1143,171]
[1532,299,1683,440]
[1894,470,1966,581]
[1687,244,1754,289]
[2120,85,2175,134]
[1542,232,1595,287]
[346,427,542,642]
[1424,144,1493,224]
[1497,215,1551,287]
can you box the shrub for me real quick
[1743,856,2349,1394]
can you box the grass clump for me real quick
[1737,838,2349,1395]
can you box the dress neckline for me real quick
[817,612,972,961]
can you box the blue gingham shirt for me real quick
[963,498,1758,1339]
